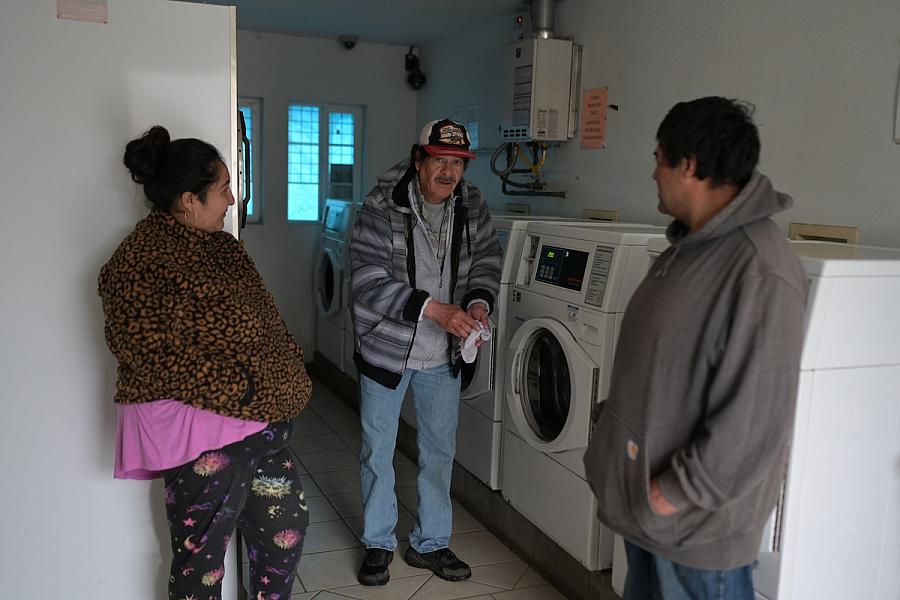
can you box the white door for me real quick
[506,317,598,452]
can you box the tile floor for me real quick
[282,380,567,600]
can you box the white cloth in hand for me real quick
[460,322,491,364]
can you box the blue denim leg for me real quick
[359,370,413,550]
[407,363,461,553]
[624,539,755,600]
[624,540,662,600]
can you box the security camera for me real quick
[405,46,427,90]
[339,35,358,50]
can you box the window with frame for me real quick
[287,103,363,222]
[238,97,262,223]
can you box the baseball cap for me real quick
[418,118,476,159]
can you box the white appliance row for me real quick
[314,199,357,377]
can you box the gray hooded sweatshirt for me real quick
[583,171,808,570]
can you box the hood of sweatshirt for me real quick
[654,170,792,277]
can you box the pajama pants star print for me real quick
[163,420,309,600]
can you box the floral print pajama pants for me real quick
[163,420,308,600]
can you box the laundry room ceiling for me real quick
[182,0,526,46]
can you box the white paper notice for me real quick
[58,0,108,24]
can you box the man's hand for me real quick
[649,479,679,516]
[424,300,478,338]
[467,303,489,347]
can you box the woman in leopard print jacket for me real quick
[98,126,311,600]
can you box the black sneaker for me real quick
[403,546,472,581]
[357,548,393,586]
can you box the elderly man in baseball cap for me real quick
[348,119,502,586]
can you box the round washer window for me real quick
[521,328,571,442]
[317,255,335,312]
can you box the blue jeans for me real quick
[359,363,461,552]
[624,540,754,600]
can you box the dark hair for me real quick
[123,125,223,211]
[656,97,760,188]
[410,144,470,170]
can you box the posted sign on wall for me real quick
[580,88,608,149]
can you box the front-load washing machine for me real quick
[456,215,661,491]
[501,222,666,570]
[314,198,354,371]
[456,214,593,489]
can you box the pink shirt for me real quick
[115,399,267,480]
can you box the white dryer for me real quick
[753,241,900,600]
[501,222,666,570]
[314,199,354,372]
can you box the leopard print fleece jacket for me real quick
[98,209,311,422]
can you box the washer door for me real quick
[506,317,598,452]
[314,246,343,318]
[459,322,497,401]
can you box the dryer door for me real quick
[314,246,343,318]
[506,317,598,452]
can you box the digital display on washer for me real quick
[535,245,589,291]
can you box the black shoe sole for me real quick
[403,552,471,582]
[358,551,393,586]
[357,574,390,586]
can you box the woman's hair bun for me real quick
[123,125,171,184]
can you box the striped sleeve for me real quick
[349,193,427,323]
[462,187,502,313]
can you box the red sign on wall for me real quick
[580,88,608,149]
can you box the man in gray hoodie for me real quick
[583,97,807,599]
[349,119,502,586]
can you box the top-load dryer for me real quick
[314,198,354,372]
[501,222,666,570]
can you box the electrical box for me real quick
[501,37,578,142]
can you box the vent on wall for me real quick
[788,222,859,244]
[582,208,619,222]
[505,202,531,214]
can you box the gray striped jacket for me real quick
[349,159,502,389]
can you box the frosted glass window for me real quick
[287,103,362,222]
[287,105,320,221]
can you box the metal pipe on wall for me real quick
[531,0,556,39]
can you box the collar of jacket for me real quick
[148,208,215,246]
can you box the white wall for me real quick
[0,1,237,597]
[236,31,418,354]
[420,1,900,247]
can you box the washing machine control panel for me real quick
[535,245,589,291]
[584,245,615,307]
